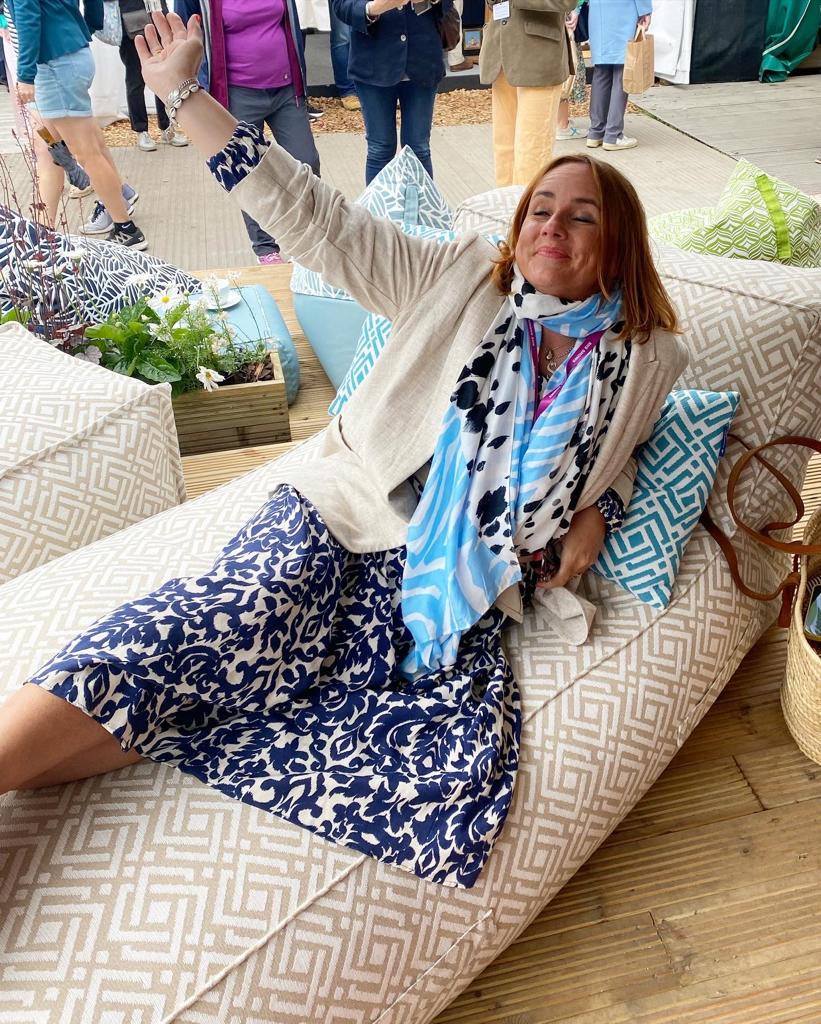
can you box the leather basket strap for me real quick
[700,435,821,626]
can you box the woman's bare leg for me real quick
[28,120,65,227]
[0,683,142,794]
[47,116,129,222]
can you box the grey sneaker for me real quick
[137,131,157,152]
[106,222,147,250]
[161,127,189,147]
[81,187,139,235]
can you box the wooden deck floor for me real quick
[634,77,821,198]
[182,264,821,1024]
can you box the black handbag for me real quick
[121,0,168,40]
[434,1,462,50]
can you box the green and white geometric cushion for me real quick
[649,159,821,268]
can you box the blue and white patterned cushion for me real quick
[0,205,198,333]
[291,147,453,300]
[594,389,740,608]
[328,226,459,415]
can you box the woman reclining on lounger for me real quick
[0,12,686,889]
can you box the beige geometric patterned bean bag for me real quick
[1,247,819,1023]
[0,325,186,584]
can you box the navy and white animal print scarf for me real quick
[401,268,630,676]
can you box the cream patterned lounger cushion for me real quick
[0,325,186,584]
[0,249,819,1023]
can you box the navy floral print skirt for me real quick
[30,486,521,888]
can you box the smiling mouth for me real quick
[536,248,569,259]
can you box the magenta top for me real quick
[222,0,296,91]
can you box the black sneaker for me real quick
[306,100,324,121]
[106,222,148,250]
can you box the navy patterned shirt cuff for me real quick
[207,121,270,193]
[596,487,626,535]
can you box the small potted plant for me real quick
[80,283,291,456]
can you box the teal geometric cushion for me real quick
[594,389,740,609]
[291,146,453,300]
[649,159,821,268]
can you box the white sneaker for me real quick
[69,183,94,199]
[585,136,603,148]
[603,135,638,151]
[556,120,584,141]
[137,131,157,152]
[161,127,189,147]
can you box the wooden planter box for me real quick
[172,350,291,457]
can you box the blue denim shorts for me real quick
[34,46,95,119]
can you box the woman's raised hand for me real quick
[134,11,205,104]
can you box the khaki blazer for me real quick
[233,143,689,591]
[479,0,577,89]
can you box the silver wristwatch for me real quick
[166,78,200,126]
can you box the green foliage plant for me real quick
[82,292,270,397]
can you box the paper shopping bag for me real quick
[623,27,654,94]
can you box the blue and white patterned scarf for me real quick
[401,268,630,676]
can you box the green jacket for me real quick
[9,0,103,84]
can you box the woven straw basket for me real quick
[782,504,821,765]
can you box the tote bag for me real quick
[623,27,654,94]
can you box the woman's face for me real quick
[514,163,602,301]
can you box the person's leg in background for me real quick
[227,85,283,261]
[601,64,634,149]
[328,0,359,110]
[510,82,562,186]
[490,69,517,187]
[556,36,586,140]
[29,125,66,226]
[447,0,473,72]
[118,28,156,151]
[586,62,613,146]
[260,84,321,261]
[37,48,145,246]
[355,80,401,183]
[397,79,437,179]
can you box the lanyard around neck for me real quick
[525,319,603,422]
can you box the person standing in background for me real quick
[479,0,576,188]
[328,0,360,109]
[177,0,321,264]
[586,0,650,151]
[446,0,473,73]
[332,0,452,184]
[10,0,147,247]
[555,1,586,140]
[117,0,189,152]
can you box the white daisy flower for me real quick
[126,271,151,286]
[147,288,184,315]
[196,366,225,392]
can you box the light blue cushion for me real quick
[292,293,369,389]
[206,285,300,405]
[329,227,505,416]
[594,389,740,609]
[291,148,453,390]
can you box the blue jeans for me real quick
[355,79,437,184]
[328,1,355,97]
